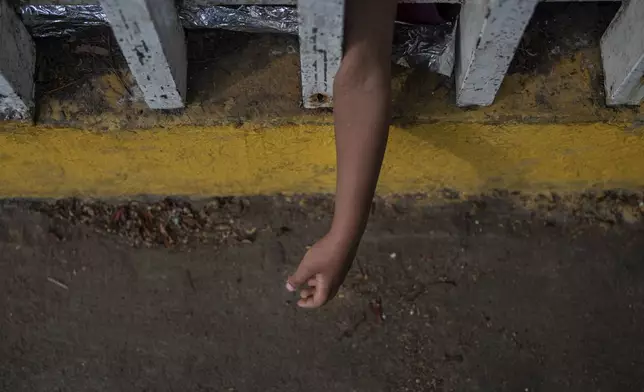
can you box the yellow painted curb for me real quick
[1,122,643,198]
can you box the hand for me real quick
[286,232,357,308]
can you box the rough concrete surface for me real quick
[1,194,643,391]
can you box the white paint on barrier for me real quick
[601,0,644,106]
[297,0,344,109]
[456,0,539,107]
[0,0,36,120]
[100,0,187,109]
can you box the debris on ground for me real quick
[21,190,644,250]
[369,297,385,323]
[31,197,255,249]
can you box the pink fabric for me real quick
[396,4,444,25]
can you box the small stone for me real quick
[620,207,640,224]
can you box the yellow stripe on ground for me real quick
[1,122,643,198]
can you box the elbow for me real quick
[334,52,391,96]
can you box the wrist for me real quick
[328,223,363,250]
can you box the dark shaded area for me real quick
[33,27,134,121]
[184,30,304,118]
[1,193,644,391]
[33,26,307,127]
[509,2,620,75]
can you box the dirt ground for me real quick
[1,193,643,391]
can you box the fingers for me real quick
[300,288,315,299]
[287,279,332,309]
[286,253,332,308]
[286,263,315,292]
[297,297,317,308]
[293,281,325,308]
[297,283,330,309]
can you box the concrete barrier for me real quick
[1,0,640,118]
[601,0,644,106]
[0,0,36,120]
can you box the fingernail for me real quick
[285,282,296,292]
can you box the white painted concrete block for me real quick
[456,0,538,107]
[0,0,36,120]
[601,0,644,106]
[297,0,344,108]
[100,0,187,109]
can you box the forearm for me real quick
[330,66,391,243]
[329,0,397,245]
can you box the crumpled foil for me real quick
[20,5,107,37]
[392,22,456,77]
[19,3,455,76]
[179,4,298,34]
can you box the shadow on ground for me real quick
[1,193,643,391]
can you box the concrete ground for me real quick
[1,193,643,391]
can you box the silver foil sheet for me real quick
[179,4,298,34]
[392,22,456,77]
[20,4,107,37]
[19,3,455,76]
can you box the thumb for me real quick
[286,261,314,292]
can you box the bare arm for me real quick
[287,0,397,308]
[331,0,397,247]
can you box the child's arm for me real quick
[286,0,398,308]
